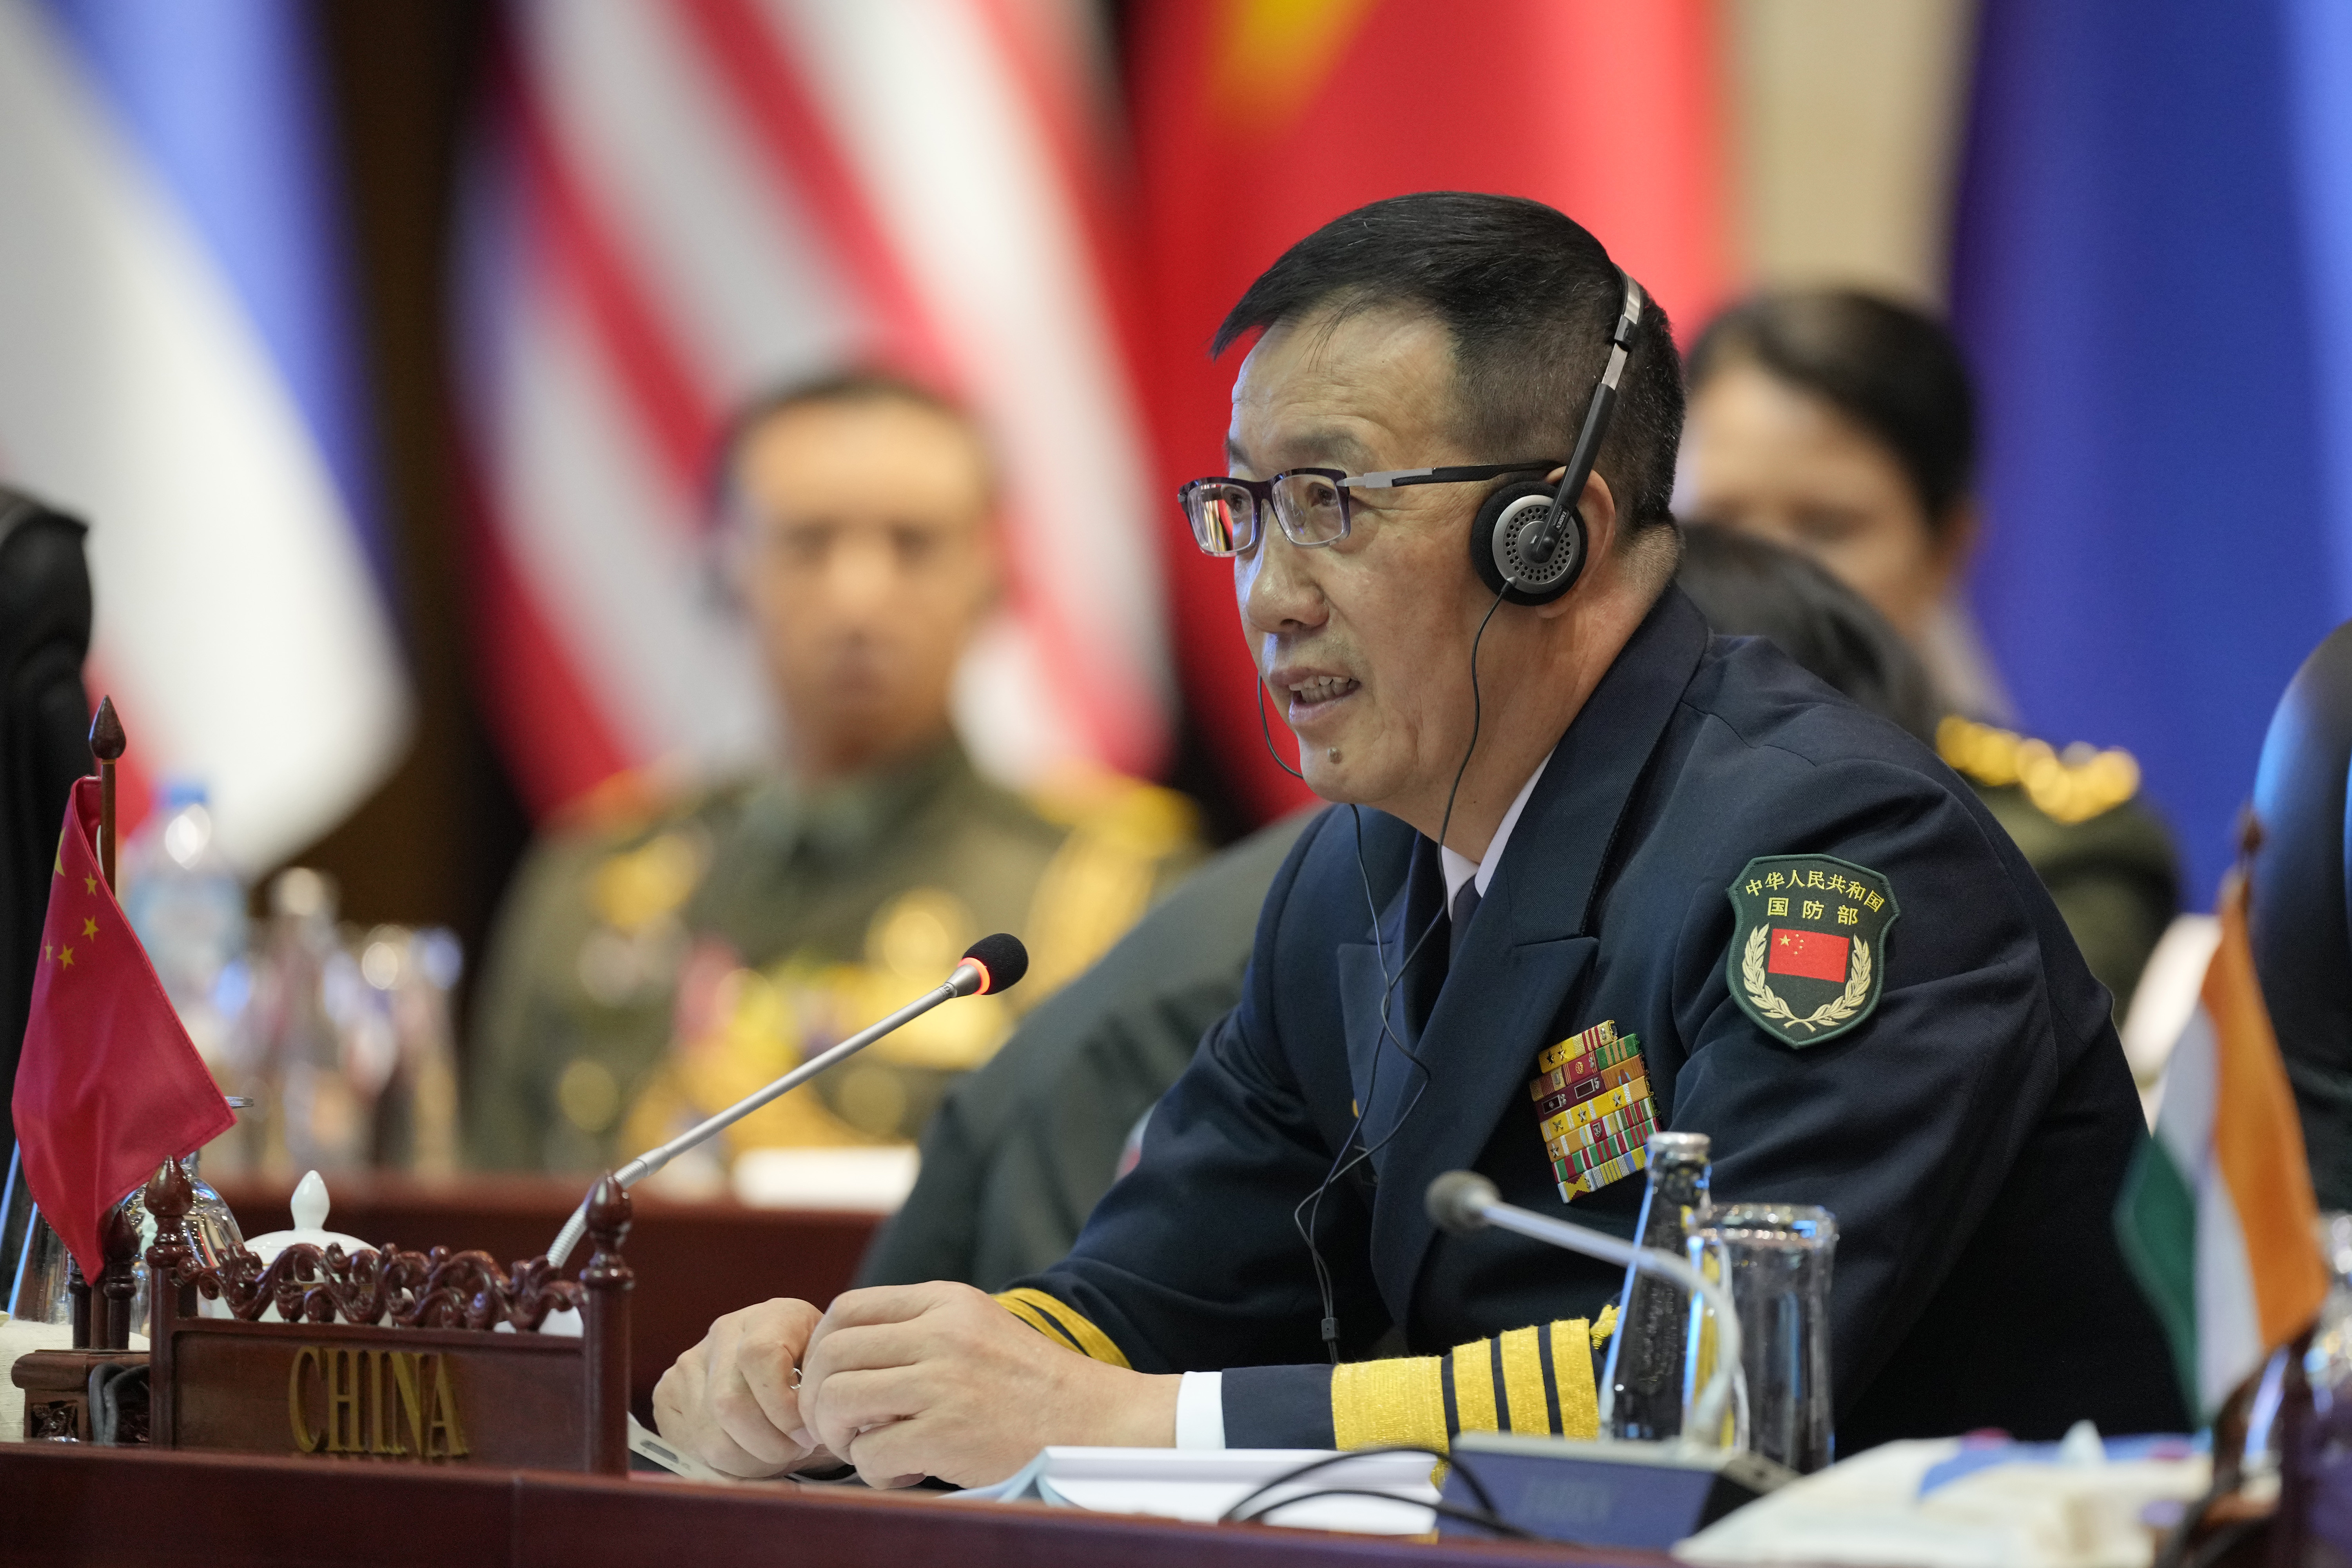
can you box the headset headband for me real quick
[1543,270,1646,539]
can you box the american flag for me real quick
[458,0,1171,815]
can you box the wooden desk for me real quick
[0,1444,1617,1568]
[209,1175,879,1416]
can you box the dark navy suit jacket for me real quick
[1022,587,2183,1450]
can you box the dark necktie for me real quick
[1448,877,1483,967]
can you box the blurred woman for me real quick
[1679,290,2178,1018]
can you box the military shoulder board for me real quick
[1527,1020,1655,1201]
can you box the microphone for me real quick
[1425,1171,1745,1450]
[545,934,1029,1267]
[955,931,1028,998]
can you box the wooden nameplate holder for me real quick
[27,1162,635,1472]
[12,1202,150,1441]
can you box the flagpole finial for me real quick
[89,696,123,763]
[90,697,124,893]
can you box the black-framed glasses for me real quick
[1179,460,1563,557]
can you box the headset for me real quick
[1258,266,1649,1361]
[1468,270,1648,607]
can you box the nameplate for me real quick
[288,1343,466,1458]
[161,1318,588,1468]
[140,1165,635,1475]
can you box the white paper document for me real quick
[953,1446,1441,1535]
[730,1147,920,1212]
[1675,1433,2209,1568]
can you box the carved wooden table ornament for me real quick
[10,1198,149,1442]
[19,1161,635,1472]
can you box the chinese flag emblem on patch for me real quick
[1724,854,1902,1047]
[1769,928,1850,982]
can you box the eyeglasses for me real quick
[1179,460,1564,557]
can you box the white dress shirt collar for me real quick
[1438,748,1553,914]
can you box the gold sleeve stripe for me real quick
[1549,1319,1599,1439]
[1331,1355,1448,1453]
[1448,1338,1500,1435]
[1498,1325,1548,1433]
[990,1289,1132,1369]
[993,1290,1075,1349]
[1333,1315,1602,1454]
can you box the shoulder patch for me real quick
[1724,855,1900,1047]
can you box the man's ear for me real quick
[1532,470,1617,622]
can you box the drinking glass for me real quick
[1687,1203,1837,1472]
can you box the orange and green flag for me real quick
[2117,867,2329,1419]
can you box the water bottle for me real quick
[354,924,465,1174]
[249,868,368,1174]
[1601,1130,1712,1440]
[121,778,252,1080]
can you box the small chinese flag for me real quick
[1768,928,1851,983]
[11,777,233,1278]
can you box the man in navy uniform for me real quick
[653,193,2183,1487]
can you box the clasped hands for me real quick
[652,1281,1181,1487]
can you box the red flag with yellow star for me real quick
[11,776,232,1277]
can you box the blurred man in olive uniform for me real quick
[1681,292,2178,1018]
[859,806,1319,1290]
[468,375,1197,1175]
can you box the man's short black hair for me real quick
[713,369,995,512]
[1213,192,1684,532]
[1687,290,1975,534]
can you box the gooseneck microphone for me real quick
[546,934,1030,1267]
[1426,1171,1746,1450]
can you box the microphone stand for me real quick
[546,959,986,1268]
[1435,1177,1747,1451]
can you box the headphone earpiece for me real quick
[1464,266,1642,610]
[1470,480,1586,605]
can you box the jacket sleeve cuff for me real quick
[1221,1363,1338,1448]
[1175,1371,1225,1448]
[1443,1317,1605,1445]
[1221,1310,1613,1455]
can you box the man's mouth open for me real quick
[1279,671,1360,729]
